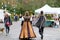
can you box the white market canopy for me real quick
[35,4,60,14]
[0,9,4,20]
[52,8,60,14]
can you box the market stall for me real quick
[35,4,60,27]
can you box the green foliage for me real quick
[0,0,60,14]
[45,14,53,20]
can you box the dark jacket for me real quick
[14,16,18,21]
[4,16,12,26]
[36,15,45,27]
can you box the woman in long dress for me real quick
[19,11,36,40]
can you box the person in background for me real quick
[19,14,22,21]
[54,18,59,28]
[58,17,60,25]
[14,14,18,21]
[36,11,46,40]
[4,11,12,36]
[19,14,24,26]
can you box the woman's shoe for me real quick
[41,36,43,40]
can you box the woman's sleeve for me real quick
[21,17,24,26]
[22,17,24,21]
[30,17,32,21]
[21,21,24,26]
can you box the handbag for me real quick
[6,22,10,26]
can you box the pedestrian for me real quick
[36,11,46,40]
[54,19,59,28]
[19,14,24,26]
[58,17,60,25]
[4,11,12,36]
[14,14,18,21]
[19,14,22,21]
[19,11,36,40]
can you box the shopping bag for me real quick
[6,22,10,26]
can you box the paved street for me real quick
[0,21,60,40]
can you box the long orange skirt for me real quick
[19,21,36,39]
